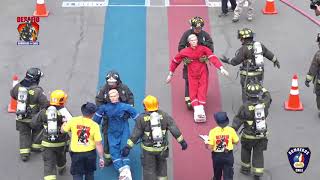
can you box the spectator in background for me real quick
[219,0,237,17]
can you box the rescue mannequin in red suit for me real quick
[166,34,229,122]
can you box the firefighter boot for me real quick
[21,154,30,162]
[254,175,261,180]
[185,97,192,110]
[240,166,250,175]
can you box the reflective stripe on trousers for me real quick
[44,175,56,180]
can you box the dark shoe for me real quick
[185,97,193,110]
[254,175,261,180]
[105,158,113,166]
[21,155,30,162]
[228,8,235,12]
[219,12,228,17]
[240,168,250,175]
[232,17,239,22]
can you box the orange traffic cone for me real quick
[262,0,278,14]
[8,75,19,113]
[33,0,49,17]
[284,74,303,111]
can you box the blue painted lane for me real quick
[96,0,146,179]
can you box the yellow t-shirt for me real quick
[63,116,102,152]
[208,126,239,152]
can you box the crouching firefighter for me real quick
[10,67,49,161]
[95,70,134,166]
[220,28,280,102]
[231,81,272,180]
[31,90,71,180]
[305,33,320,115]
[121,95,188,180]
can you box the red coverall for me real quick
[169,45,222,107]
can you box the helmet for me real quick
[245,81,263,99]
[105,70,121,84]
[238,28,254,39]
[190,16,204,28]
[25,67,43,83]
[143,95,159,112]
[50,90,68,106]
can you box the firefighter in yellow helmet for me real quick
[122,95,188,180]
[31,90,71,180]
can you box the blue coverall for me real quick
[93,102,138,171]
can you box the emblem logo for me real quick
[287,147,311,174]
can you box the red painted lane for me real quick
[171,0,206,5]
[167,2,222,180]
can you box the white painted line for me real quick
[165,0,170,7]
[145,0,150,7]
[61,1,248,7]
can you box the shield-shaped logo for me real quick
[287,147,311,174]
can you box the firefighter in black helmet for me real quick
[177,16,214,109]
[231,80,272,180]
[220,28,280,102]
[10,67,49,161]
[95,70,134,166]
[305,33,320,115]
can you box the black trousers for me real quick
[142,149,169,180]
[16,121,42,157]
[102,117,110,159]
[241,137,268,176]
[221,0,237,13]
[70,150,97,177]
[212,151,234,180]
[43,146,66,179]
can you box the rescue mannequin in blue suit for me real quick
[93,89,138,180]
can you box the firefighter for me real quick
[178,16,214,110]
[207,112,239,180]
[121,95,188,180]
[93,89,138,180]
[166,34,229,122]
[95,70,134,166]
[305,33,320,114]
[231,81,272,180]
[31,90,70,180]
[220,28,280,102]
[10,67,49,161]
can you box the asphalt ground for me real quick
[1,0,319,180]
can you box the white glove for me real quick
[220,67,229,76]
[166,72,173,84]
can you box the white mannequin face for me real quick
[189,36,198,47]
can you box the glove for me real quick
[273,60,280,69]
[121,146,131,157]
[122,111,131,120]
[180,140,188,150]
[99,158,105,168]
[305,80,310,87]
[199,55,209,63]
[183,57,191,65]
[220,67,229,76]
[220,55,230,64]
[166,72,173,84]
